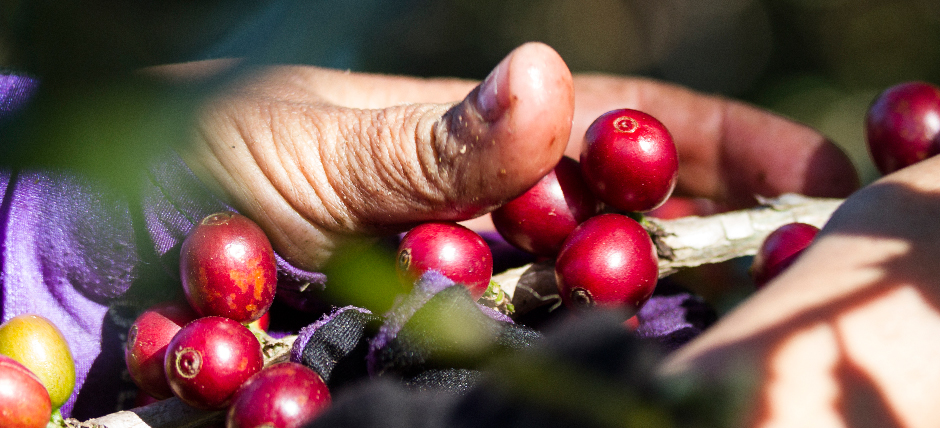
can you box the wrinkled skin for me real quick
[172,42,858,272]
[174,42,940,427]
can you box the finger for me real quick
[570,76,860,208]
[185,42,573,270]
[252,65,479,108]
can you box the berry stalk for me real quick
[649,194,842,277]
[494,194,843,304]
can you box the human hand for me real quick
[662,156,940,427]
[178,42,858,272]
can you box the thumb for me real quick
[185,42,574,270]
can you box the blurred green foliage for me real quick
[320,239,407,314]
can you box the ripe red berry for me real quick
[555,213,659,314]
[580,109,679,213]
[164,316,264,410]
[396,222,493,300]
[865,81,940,175]
[492,156,602,257]
[0,355,51,428]
[180,212,277,323]
[125,301,199,399]
[226,362,331,428]
[750,223,819,288]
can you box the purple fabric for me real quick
[634,291,714,351]
[0,73,327,418]
[635,294,699,337]
[0,74,37,114]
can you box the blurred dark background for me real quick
[3,0,940,183]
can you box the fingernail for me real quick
[477,53,511,122]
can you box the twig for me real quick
[649,194,842,276]
[493,194,843,311]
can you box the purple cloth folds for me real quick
[0,73,327,418]
[635,291,716,351]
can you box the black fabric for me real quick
[301,309,383,391]
[306,378,460,428]
[306,310,736,428]
[369,285,541,384]
[403,368,484,394]
[299,284,542,395]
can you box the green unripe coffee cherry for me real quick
[0,314,76,409]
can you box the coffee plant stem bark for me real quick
[493,194,843,304]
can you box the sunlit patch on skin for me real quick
[836,285,940,428]
[765,322,842,427]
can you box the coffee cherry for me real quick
[0,354,52,428]
[133,389,161,408]
[865,81,940,175]
[492,156,602,257]
[0,314,75,409]
[750,223,819,288]
[555,213,659,314]
[180,212,277,323]
[246,310,270,332]
[164,316,264,410]
[580,109,679,213]
[396,222,493,300]
[125,301,199,400]
[226,362,331,428]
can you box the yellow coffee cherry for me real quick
[0,314,76,409]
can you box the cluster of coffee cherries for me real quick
[397,108,679,318]
[124,212,330,428]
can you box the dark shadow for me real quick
[834,351,904,428]
[70,307,139,419]
[0,170,20,320]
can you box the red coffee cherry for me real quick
[226,362,332,428]
[0,354,51,428]
[125,301,199,400]
[555,213,659,315]
[180,212,277,323]
[492,156,602,257]
[865,81,940,175]
[750,222,820,288]
[580,109,679,213]
[165,316,264,410]
[396,222,493,300]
